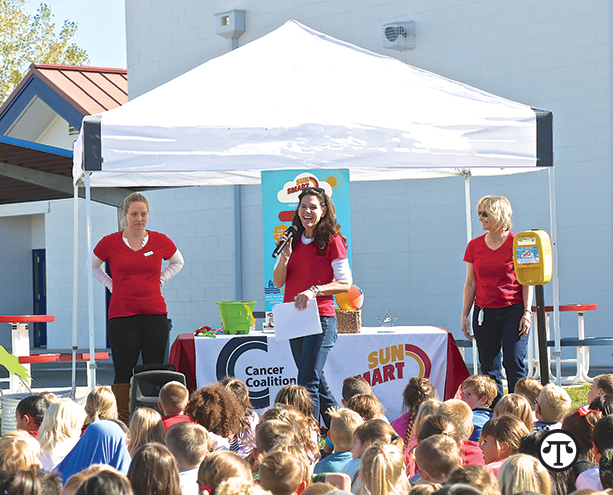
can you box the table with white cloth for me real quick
[193,326,469,421]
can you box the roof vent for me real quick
[382,21,415,51]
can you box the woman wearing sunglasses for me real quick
[273,187,352,426]
[461,195,533,399]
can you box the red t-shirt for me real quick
[94,231,177,319]
[463,232,523,309]
[162,413,193,431]
[283,235,348,317]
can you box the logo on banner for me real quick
[358,344,431,386]
[216,337,296,408]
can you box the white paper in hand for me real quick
[272,298,322,341]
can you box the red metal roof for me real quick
[1,64,128,117]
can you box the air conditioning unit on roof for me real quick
[382,21,415,51]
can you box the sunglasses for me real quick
[302,187,325,194]
[478,211,488,218]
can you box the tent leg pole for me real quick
[72,186,79,397]
[464,173,478,375]
[549,167,561,386]
[85,174,97,390]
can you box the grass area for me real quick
[565,383,590,409]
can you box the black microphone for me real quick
[272,225,298,258]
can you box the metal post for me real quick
[536,285,549,385]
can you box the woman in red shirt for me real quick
[92,192,184,422]
[461,196,533,398]
[273,187,352,426]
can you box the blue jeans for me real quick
[473,303,528,396]
[290,316,338,426]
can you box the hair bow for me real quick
[577,405,602,417]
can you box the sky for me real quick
[24,0,127,69]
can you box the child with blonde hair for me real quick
[347,394,386,421]
[0,430,42,471]
[314,407,363,474]
[498,453,551,495]
[198,450,252,495]
[343,420,402,489]
[167,422,210,495]
[460,375,497,442]
[534,383,571,431]
[357,442,408,495]
[84,386,119,431]
[414,434,461,484]
[38,398,86,470]
[128,406,167,456]
[493,393,534,432]
[435,399,485,466]
[480,414,530,476]
[259,449,310,495]
[158,380,192,431]
[446,464,500,495]
[514,376,543,410]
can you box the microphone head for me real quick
[287,225,298,235]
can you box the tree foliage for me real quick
[0,0,89,104]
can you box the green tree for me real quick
[0,0,89,104]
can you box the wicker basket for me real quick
[336,308,362,333]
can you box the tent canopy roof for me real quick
[75,20,552,187]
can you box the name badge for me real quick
[144,251,154,257]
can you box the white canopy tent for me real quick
[72,20,557,388]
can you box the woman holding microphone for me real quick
[461,195,533,398]
[273,187,352,426]
[92,192,184,422]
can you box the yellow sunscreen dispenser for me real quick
[513,229,552,286]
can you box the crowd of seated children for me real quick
[435,399,484,466]
[492,393,534,432]
[497,453,551,495]
[258,449,310,495]
[414,434,460,485]
[158,381,192,431]
[313,407,363,474]
[357,442,408,495]
[16,394,54,439]
[576,413,613,490]
[343,420,401,490]
[446,465,499,495]
[0,430,42,471]
[534,383,572,431]
[127,442,182,495]
[198,451,252,495]
[347,394,386,422]
[459,375,497,443]
[587,374,613,404]
[55,419,131,484]
[223,377,259,458]
[186,383,243,451]
[514,376,542,410]
[38,398,86,471]
[83,386,118,433]
[127,407,166,456]
[478,414,530,476]
[390,377,438,451]
[166,421,210,495]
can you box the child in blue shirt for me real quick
[314,408,363,474]
[460,375,497,443]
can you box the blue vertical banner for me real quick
[261,169,352,319]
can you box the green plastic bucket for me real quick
[215,301,256,334]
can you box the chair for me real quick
[129,368,187,417]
